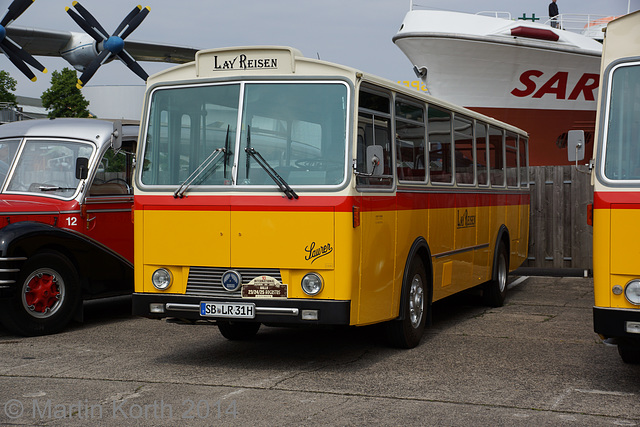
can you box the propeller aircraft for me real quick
[0,0,198,87]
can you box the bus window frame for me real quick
[452,113,476,187]
[596,58,640,187]
[137,78,354,193]
[356,84,396,192]
[505,131,519,188]
[395,95,427,184]
[427,104,454,186]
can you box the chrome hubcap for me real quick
[409,274,424,328]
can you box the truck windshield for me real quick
[141,81,349,188]
[0,139,21,188]
[5,139,94,198]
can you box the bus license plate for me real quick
[200,302,255,319]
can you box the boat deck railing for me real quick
[476,11,512,20]
[542,13,615,39]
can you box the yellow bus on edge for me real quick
[590,12,640,363]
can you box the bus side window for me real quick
[489,126,505,187]
[505,131,518,187]
[357,87,393,188]
[454,115,474,185]
[519,136,529,188]
[428,105,453,184]
[476,121,489,186]
[395,99,426,182]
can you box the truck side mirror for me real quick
[568,130,585,163]
[75,157,89,180]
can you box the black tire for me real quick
[386,258,428,349]
[0,251,81,336]
[483,241,509,307]
[217,321,261,340]
[618,341,640,364]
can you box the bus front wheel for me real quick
[217,321,261,340]
[387,258,429,349]
[618,340,640,364]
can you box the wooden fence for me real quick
[525,165,593,270]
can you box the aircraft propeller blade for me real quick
[70,1,109,40]
[0,0,33,27]
[66,2,151,87]
[117,49,148,81]
[76,49,110,89]
[0,0,47,81]
[113,5,142,37]
[1,37,46,72]
[118,6,150,40]
[1,45,35,81]
[65,6,106,43]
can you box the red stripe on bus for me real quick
[136,192,529,213]
[594,191,640,209]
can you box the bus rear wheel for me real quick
[387,258,428,349]
[483,241,509,307]
[217,321,261,340]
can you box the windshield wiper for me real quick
[39,185,77,192]
[174,147,226,198]
[245,147,298,200]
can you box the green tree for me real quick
[41,68,92,118]
[0,70,17,105]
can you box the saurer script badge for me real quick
[305,242,333,264]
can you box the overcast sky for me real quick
[0,0,637,99]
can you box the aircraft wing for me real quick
[7,26,198,65]
[6,27,72,56]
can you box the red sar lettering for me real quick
[511,70,599,100]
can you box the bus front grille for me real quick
[186,267,282,298]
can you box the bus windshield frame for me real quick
[138,79,351,193]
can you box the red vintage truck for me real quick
[0,118,135,335]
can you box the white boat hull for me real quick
[394,10,603,165]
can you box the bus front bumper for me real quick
[593,306,640,339]
[132,293,351,325]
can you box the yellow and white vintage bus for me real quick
[590,11,640,363]
[132,46,529,348]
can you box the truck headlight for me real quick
[301,273,323,296]
[152,268,173,290]
[625,279,640,305]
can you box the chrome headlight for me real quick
[152,268,173,290]
[301,273,323,296]
[625,279,640,305]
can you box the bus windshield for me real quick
[603,62,640,181]
[141,81,349,189]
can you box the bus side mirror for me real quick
[366,145,384,176]
[568,130,585,162]
[75,157,89,180]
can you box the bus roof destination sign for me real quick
[196,46,300,76]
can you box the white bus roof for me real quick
[146,46,528,137]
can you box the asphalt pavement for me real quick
[0,275,638,426]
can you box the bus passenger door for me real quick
[355,108,396,324]
[358,195,397,324]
